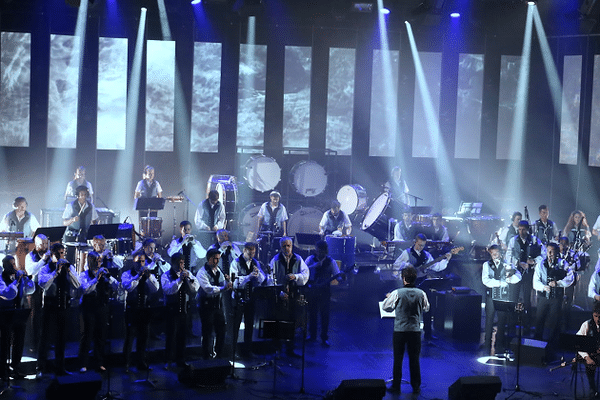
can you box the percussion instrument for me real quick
[109,238,133,256]
[238,203,262,241]
[244,155,281,192]
[140,216,163,238]
[326,235,355,270]
[289,160,327,197]
[65,242,92,273]
[466,215,503,244]
[206,174,238,217]
[361,192,398,241]
[15,238,34,271]
[287,207,323,246]
[336,184,368,215]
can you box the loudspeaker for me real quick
[178,359,230,387]
[448,376,502,400]
[46,372,102,400]
[332,379,386,400]
[510,337,549,365]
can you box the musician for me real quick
[230,242,265,357]
[319,200,352,236]
[0,196,40,238]
[426,213,449,242]
[64,166,94,203]
[256,191,288,236]
[305,240,341,347]
[576,303,600,397]
[383,165,410,205]
[534,205,559,244]
[505,220,545,333]
[559,236,580,332]
[588,258,600,304]
[0,256,34,380]
[495,211,522,249]
[197,248,232,359]
[393,233,451,340]
[533,242,573,343]
[63,185,98,244]
[268,237,309,357]
[135,237,170,275]
[167,221,207,275]
[85,235,124,271]
[382,266,428,395]
[78,251,119,373]
[25,234,50,355]
[162,252,199,369]
[393,210,418,242]
[482,245,522,354]
[563,210,592,248]
[134,165,163,200]
[37,243,81,377]
[122,252,160,371]
[208,229,240,330]
[195,190,226,232]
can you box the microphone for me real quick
[178,190,184,196]
[123,216,129,224]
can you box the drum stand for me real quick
[100,303,123,400]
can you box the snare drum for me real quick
[207,175,238,216]
[244,155,281,192]
[361,192,395,241]
[141,217,163,238]
[287,207,323,240]
[111,238,133,256]
[326,235,355,269]
[290,160,327,197]
[337,184,368,215]
[238,203,262,241]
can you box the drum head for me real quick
[361,192,390,230]
[206,175,236,197]
[238,203,262,240]
[290,161,327,197]
[215,181,238,214]
[244,156,281,192]
[287,207,323,240]
[337,184,367,215]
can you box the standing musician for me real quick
[319,200,352,236]
[121,253,160,371]
[135,237,170,276]
[0,255,34,380]
[167,221,206,275]
[534,205,559,245]
[195,190,226,232]
[134,165,163,223]
[25,234,50,355]
[85,235,123,271]
[305,240,341,347]
[197,248,232,359]
[383,166,410,206]
[505,220,545,334]
[576,303,600,397]
[494,211,522,250]
[532,242,573,344]
[393,210,418,242]
[230,242,265,357]
[268,237,309,357]
[559,236,581,331]
[36,243,81,377]
[78,251,119,373]
[563,210,592,249]
[161,252,199,369]
[256,191,288,237]
[482,245,522,354]
[0,196,40,238]
[63,185,98,244]
[393,233,452,341]
[64,166,94,204]
[588,258,600,306]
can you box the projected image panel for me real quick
[283,46,311,149]
[146,40,175,152]
[412,52,442,158]
[237,43,267,152]
[369,49,399,157]
[590,55,600,167]
[97,37,127,150]
[455,53,484,159]
[559,55,581,166]
[48,34,80,149]
[0,32,31,147]
[326,47,355,156]
[496,55,521,160]
[191,42,222,153]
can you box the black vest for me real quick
[202,199,221,229]
[6,210,30,233]
[68,201,93,240]
[81,270,110,308]
[165,268,189,313]
[141,180,157,198]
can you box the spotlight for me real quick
[527,0,536,4]
[450,12,460,17]
[191,0,202,3]
[381,8,390,14]
[352,2,374,12]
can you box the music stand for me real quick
[134,198,166,214]
[86,224,121,241]
[259,319,295,396]
[558,333,598,400]
[0,308,31,396]
[33,226,67,243]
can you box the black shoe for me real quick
[137,363,152,371]
[56,369,72,376]
[386,385,400,394]
[286,350,301,359]
[321,339,331,347]
[305,336,317,342]
[176,362,189,368]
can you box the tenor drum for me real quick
[337,184,368,215]
[361,192,394,241]
[287,207,323,239]
[326,235,355,270]
[244,155,281,192]
[238,203,262,241]
[290,160,327,197]
[141,217,163,238]
[467,215,503,244]
[206,175,238,215]
[110,238,133,256]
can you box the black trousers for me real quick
[534,294,562,343]
[0,320,27,377]
[123,307,151,367]
[232,298,257,351]
[79,303,109,369]
[165,308,187,364]
[199,304,226,359]
[484,296,511,351]
[392,331,422,390]
[308,288,331,341]
[38,306,68,373]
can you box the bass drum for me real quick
[337,184,367,215]
[244,155,281,193]
[287,207,323,241]
[289,160,327,197]
[207,175,238,216]
[361,192,394,241]
[238,203,262,242]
